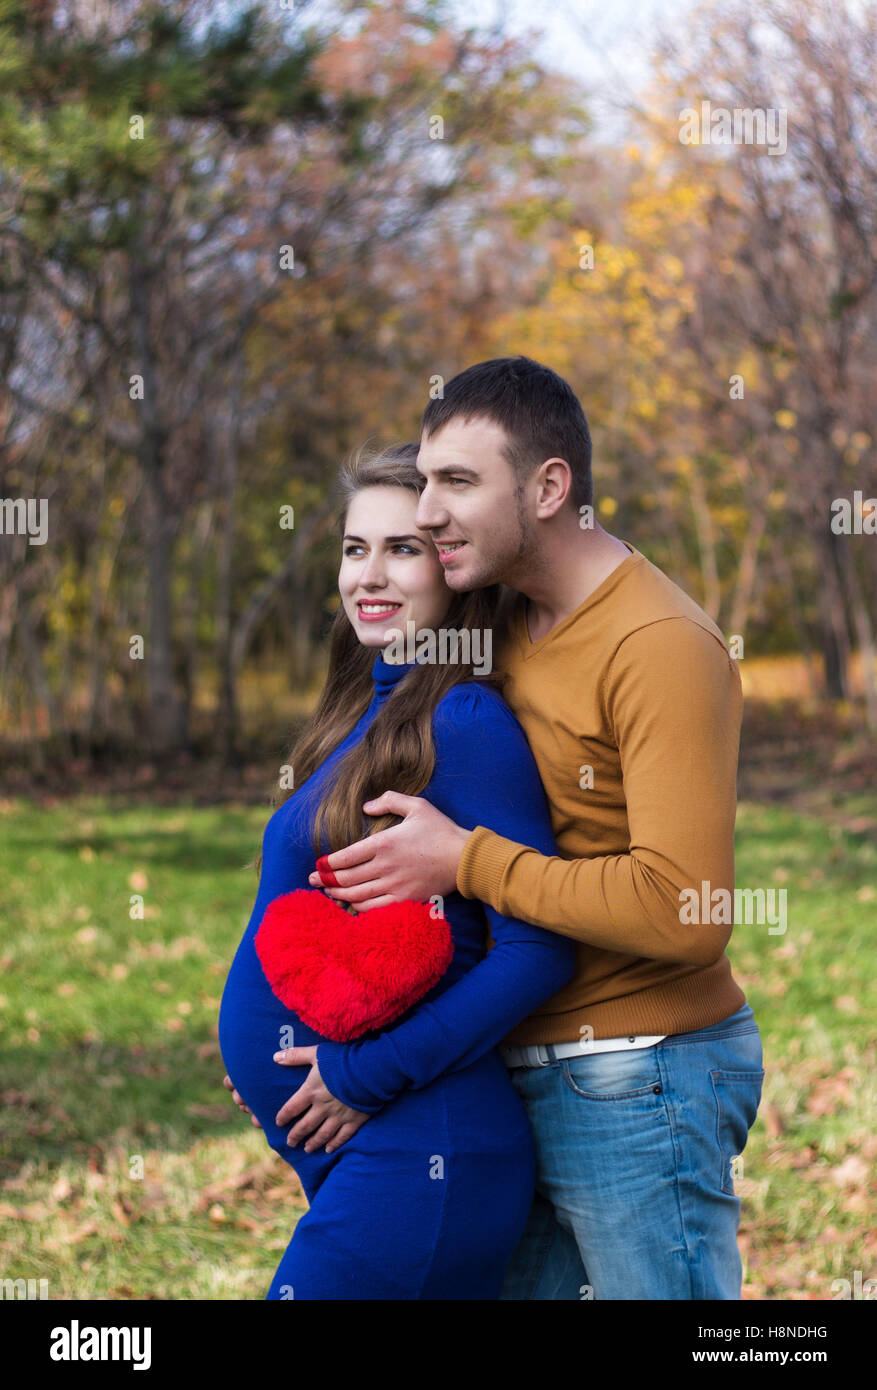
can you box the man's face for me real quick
[414,416,538,591]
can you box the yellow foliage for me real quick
[735,350,761,390]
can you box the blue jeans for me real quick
[500,1002,764,1300]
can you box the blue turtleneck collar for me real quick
[372,651,418,700]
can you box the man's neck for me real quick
[513,523,632,644]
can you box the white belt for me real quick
[501,1034,666,1067]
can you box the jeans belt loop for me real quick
[541,1044,557,1065]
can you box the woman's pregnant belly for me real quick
[219,932,317,1109]
[218,930,536,1202]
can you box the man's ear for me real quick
[534,457,574,518]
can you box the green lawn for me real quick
[0,795,874,1299]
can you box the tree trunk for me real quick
[180,501,214,745]
[144,500,187,754]
[16,601,56,768]
[729,506,767,640]
[129,231,188,756]
[229,497,337,724]
[688,465,721,621]
[816,530,853,701]
[770,545,819,701]
[214,399,241,765]
[837,540,877,731]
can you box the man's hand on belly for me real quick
[306,790,468,910]
[273,1045,371,1154]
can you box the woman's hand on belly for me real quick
[274,1045,371,1154]
[223,1074,262,1127]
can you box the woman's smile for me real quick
[356,599,404,623]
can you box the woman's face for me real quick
[339,485,452,653]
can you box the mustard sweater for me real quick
[456,541,746,1044]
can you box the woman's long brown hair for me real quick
[276,441,510,857]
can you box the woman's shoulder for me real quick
[428,677,551,820]
[432,678,526,740]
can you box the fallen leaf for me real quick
[833,995,858,1014]
[807,1076,854,1116]
[829,1155,869,1188]
[110,1199,130,1227]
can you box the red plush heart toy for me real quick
[254,889,454,1041]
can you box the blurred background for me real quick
[0,0,874,1300]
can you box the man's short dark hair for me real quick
[420,356,593,511]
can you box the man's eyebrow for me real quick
[342,534,425,544]
[427,465,480,480]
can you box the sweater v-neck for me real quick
[514,540,642,659]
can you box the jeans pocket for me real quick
[562,1047,663,1101]
[711,1068,765,1194]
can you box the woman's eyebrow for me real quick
[342,534,425,545]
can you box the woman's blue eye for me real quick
[343,544,419,556]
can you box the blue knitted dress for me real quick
[218,653,575,1299]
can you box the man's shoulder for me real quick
[609,549,729,654]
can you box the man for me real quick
[228,356,764,1299]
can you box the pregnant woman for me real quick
[218,442,575,1300]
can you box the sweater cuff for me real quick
[315,1040,387,1116]
[456,826,522,908]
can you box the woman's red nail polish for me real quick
[315,855,340,888]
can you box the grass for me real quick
[0,799,305,1300]
[730,802,876,1298]
[0,794,874,1300]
